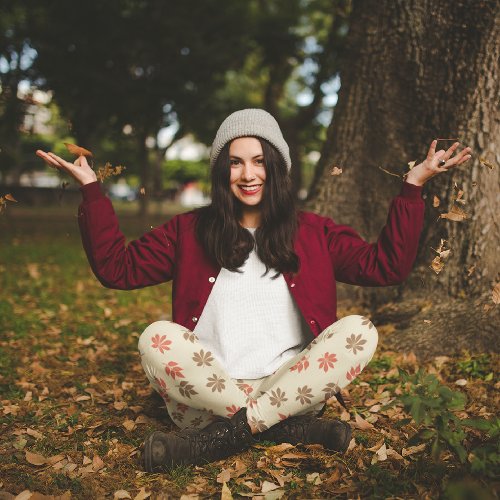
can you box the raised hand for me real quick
[405,140,472,187]
[35,150,97,186]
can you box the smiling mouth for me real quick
[239,185,262,194]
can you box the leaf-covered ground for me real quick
[0,205,498,499]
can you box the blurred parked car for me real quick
[108,180,137,201]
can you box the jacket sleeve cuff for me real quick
[399,181,423,201]
[80,181,104,202]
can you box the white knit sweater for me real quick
[194,229,310,379]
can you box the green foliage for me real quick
[456,354,493,381]
[396,368,499,477]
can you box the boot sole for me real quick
[143,431,163,472]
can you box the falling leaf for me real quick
[492,282,500,304]
[140,187,146,195]
[330,166,343,176]
[429,239,451,274]
[433,196,440,207]
[221,482,233,500]
[440,205,467,222]
[408,160,416,170]
[26,450,48,465]
[64,142,93,157]
[479,157,494,169]
[96,163,126,182]
[4,193,17,202]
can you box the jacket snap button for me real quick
[208,277,215,283]
[310,319,316,325]
[290,283,295,288]
[192,317,198,322]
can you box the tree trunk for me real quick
[307,0,500,359]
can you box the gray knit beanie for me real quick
[210,108,291,171]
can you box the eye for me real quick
[255,158,265,165]
[230,159,240,166]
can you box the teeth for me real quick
[240,185,260,192]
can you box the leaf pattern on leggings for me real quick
[225,405,241,417]
[165,361,185,380]
[346,364,361,381]
[183,330,198,343]
[192,349,214,366]
[361,316,375,329]
[206,374,226,393]
[322,382,341,400]
[269,388,288,408]
[154,377,170,402]
[177,380,198,399]
[236,381,254,396]
[249,416,268,432]
[150,334,172,354]
[317,352,338,372]
[296,385,313,405]
[345,333,367,354]
[289,355,310,373]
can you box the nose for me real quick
[241,162,256,181]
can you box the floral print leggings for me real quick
[138,314,378,432]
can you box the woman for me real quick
[36,109,471,472]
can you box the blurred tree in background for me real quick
[0,0,349,211]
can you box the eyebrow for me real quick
[229,154,264,160]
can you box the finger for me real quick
[47,152,76,169]
[426,139,438,160]
[446,146,472,167]
[443,142,459,160]
[79,155,89,168]
[36,150,61,168]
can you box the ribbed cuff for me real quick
[80,181,104,202]
[400,181,423,200]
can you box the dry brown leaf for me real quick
[479,157,495,169]
[217,468,231,484]
[134,488,151,500]
[96,163,126,182]
[352,413,374,430]
[455,379,467,386]
[25,450,47,465]
[92,454,105,471]
[492,282,500,304]
[114,401,127,411]
[330,166,343,176]
[4,193,17,202]
[266,443,294,453]
[261,481,280,493]
[306,472,322,485]
[402,443,426,456]
[440,204,467,222]
[221,482,233,500]
[408,160,416,170]
[140,187,146,195]
[123,419,136,431]
[114,491,132,499]
[433,196,440,207]
[467,265,476,277]
[64,142,93,157]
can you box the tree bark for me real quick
[308,0,500,359]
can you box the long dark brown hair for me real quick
[196,138,299,275]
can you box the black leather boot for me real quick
[143,408,254,471]
[258,415,351,452]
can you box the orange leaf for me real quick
[26,450,47,465]
[4,193,17,202]
[64,142,93,157]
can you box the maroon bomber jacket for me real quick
[78,181,424,337]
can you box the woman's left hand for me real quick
[404,140,472,187]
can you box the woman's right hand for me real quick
[35,150,98,186]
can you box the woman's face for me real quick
[229,137,266,209]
